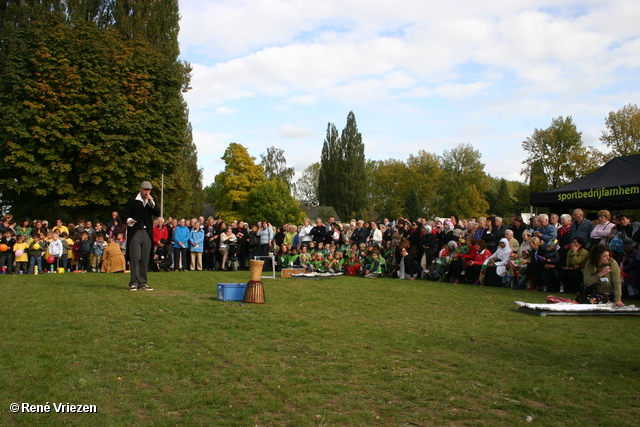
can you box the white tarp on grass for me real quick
[514,301,640,312]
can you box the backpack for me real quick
[609,233,624,253]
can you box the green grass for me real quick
[1,271,639,426]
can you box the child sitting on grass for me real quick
[347,249,360,276]
[334,251,346,274]
[299,253,311,273]
[311,252,326,272]
[364,251,384,278]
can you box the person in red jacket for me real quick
[153,217,169,248]
[450,237,477,284]
[466,239,492,284]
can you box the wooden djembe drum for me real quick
[244,259,266,303]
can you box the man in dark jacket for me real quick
[310,218,327,244]
[122,181,160,291]
[352,220,369,246]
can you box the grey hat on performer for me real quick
[141,181,153,190]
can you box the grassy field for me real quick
[1,270,638,426]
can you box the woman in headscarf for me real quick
[481,238,512,287]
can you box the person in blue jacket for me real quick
[189,221,205,271]
[172,218,190,271]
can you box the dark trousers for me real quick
[260,244,272,270]
[129,231,152,288]
[0,252,14,273]
[174,247,188,270]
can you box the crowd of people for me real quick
[1,208,639,305]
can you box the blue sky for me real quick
[177,0,640,187]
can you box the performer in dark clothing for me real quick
[121,181,160,291]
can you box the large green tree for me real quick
[294,162,320,206]
[207,143,265,220]
[244,179,304,226]
[260,146,295,192]
[600,103,640,157]
[406,150,442,218]
[439,143,489,218]
[521,116,591,190]
[0,0,198,221]
[368,159,408,220]
[318,111,366,219]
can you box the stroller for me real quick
[431,241,456,281]
[225,242,240,271]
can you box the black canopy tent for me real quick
[529,154,640,211]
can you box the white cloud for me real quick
[193,130,233,155]
[213,106,236,115]
[178,0,640,185]
[278,125,316,139]
[183,2,638,109]
[285,94,319,105]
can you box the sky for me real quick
[177,0,640,187]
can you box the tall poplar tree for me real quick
[341,111,366,218]
[318,122,340,211]
[318,111,366,219]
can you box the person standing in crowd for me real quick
[106,211,119,232]
[508,216,526,244]
[257,220,274,260]
[153,217,169,248]
[0,214,14,234]
[568,208,594,249]
[533,213,557,245]
[52,219,69,236]
[590,210,615,246]
[172,218,190,271]
[15,218,32,240]
[189,221,204,271]
[121,181,160,291]
[298,218,313,247]
[609,212,640,263]
[368,221,383,247]
[352,220,368,247]
[493,216,507,243]
[248,222,260,263]
[325,216,335,233]
[85,220,96,240]
[310,218,327,245]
